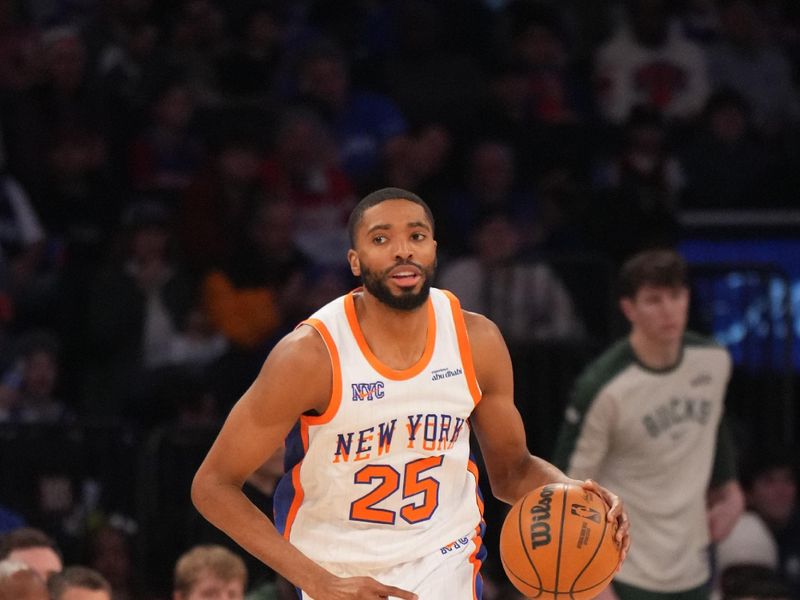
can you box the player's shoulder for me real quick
[683,330,726,351]
[583,339,637,379]
[267,323,331,370]
[682,330,732,370]
[572,339,637,405]
[462,309,504,346]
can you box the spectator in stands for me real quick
[87,523,136,600]
[715,507,781,597]
[0,172,47,303]
[165,0,229,107]
[84,200,198,420]
[707,0,800,138]
[202,198,306,353]
[96,16,164,177]
[0,559,49,600]
[505,1,586,125]
[437,212,586,344]
[503,2,596,176]
[471,59,537,179]
[179,132,266,273]
[590,105,683,263]
[741,449,800,599]
[529,166,590,254]
[440,139,537,257]
[2,25,104,201]
[594,0,711,124]
[720,565,791,600]
[128,79,205,197]
[0,329,70,424]
[215,3,286,105]
[680,89,771,209]
[173,545,246,600]
[261,107,356,267]
[383,0,486,130]
[0,526,63,580]
[48,565,112,600]
[295,39,409,193]
[202,197,321,402]
[383,121,454,215]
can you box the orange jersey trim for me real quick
[343,291,436,380]
[469,524,484,600]
[298,318,342,426]
[441,290,482,406]
[282,425,307,540]
[283,319,341,539]
[466,460,484,600]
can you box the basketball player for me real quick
[553,248,745,600]
[192,188,630,599]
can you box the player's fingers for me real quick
[583,479,620,517]
[378,585,418,599]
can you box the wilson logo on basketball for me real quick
[529,485,554,549]
[570,504,601,523]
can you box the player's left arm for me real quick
[466,311,629,554]
[707,416,745,542]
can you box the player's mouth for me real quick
[389,267,422,287]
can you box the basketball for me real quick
[499,483,620,599]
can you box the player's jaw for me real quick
[360,259,436,311]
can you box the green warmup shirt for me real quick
[553,332,737,593]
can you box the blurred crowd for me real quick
[0,0,799,597]
[1,0,800,425]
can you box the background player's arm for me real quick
[707,479,745,542]
[707,416,745,542]
[191,326,417,600]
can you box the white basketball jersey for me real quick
[273,288,485,571]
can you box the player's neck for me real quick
[628,330,682,371]
[354,290,430,369]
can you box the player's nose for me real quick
[393,239,413,260]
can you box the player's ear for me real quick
[619,297,635,323]
[347,249,361,277]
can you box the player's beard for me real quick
[360,259,436,311]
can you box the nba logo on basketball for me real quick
[351,381,385,401]
[570,504,601,523]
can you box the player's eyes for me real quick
[411,232,426,241]
[372,235,387,244]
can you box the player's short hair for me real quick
[0,528,61,560]
[347,187,435,248]
[48,566,111,599]
[173,545,247,595]
[617,248,688,299]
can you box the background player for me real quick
[553,248,744,600]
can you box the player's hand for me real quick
[318,575,418,599]
[578,478,630,569]
[707,480,745,543]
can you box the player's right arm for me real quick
[191,325,417,600]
